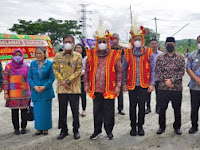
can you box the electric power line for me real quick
[78,4,92,38]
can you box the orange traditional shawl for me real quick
[86,49,121,99]
[124,47,152,90]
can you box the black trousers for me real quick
[190,90,200,128]
[58,94,80,133]
[128,86,148,128]
[146,81,160,109]
[11,109,27,130]
[117,86,124,111]
[80,82,86,111]
[93,93,115,134]
[158,90,182,129]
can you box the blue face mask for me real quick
[13,56,23,63]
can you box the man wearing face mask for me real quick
[111,33,125,116]
[156,37,185,135]
[53,34,83,140]
[84,21,122,140]
[186,35,200,134]
[122,22,156,136]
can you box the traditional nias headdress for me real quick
[130,19,146,47]
[130,19,146,37]
[94,20,114,40]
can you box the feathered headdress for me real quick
[94,20,114,40]
[130,19,146,47]
[130,19,146,37]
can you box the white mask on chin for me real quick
[198,43,200,50]
[134,40,142,48]
[98,43,107,50]
[64,43,73,50]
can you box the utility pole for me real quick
[78,4,92,38]
[129,5,134,24]
[153,17,159,40]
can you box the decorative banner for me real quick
[81,38,114,49]
[0,33,56,60]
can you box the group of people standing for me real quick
[0,20,200,141]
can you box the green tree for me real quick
[9,18,82,45]
[144,27,160,46]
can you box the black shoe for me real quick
[74,132,80,140]
[14,129,20,135]
[130,128,137,136]
[118,110,125,115]
[21,128,27,134]
[107,133,114,140]
[189,127,198,134]
[57,132,68,140]
[145,108,151,114]
[138,127,145,136]
[174,129,182,135]
[90,131,102,140]
[157,128,165,134]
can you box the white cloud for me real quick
[0,0,200,41]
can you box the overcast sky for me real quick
[0,0,200,42]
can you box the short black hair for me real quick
[150,39,158,43]
[59,48,63,52]
[165,37,175,44]
[75,43,86,58]
[197,35,200,40]
[63,34,75,43]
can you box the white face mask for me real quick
[98,43,107,50]
[198,43,200,50]
[134,40,142,48]
[64,43,73,50]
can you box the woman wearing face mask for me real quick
[75,44,87,117]
[28,47,55,135]
[3,48,30,135]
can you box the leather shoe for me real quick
[174,129,182,135]
[138,127,145,136]
[21,128,27,134]
[57,132,68,140]
[157,128,165,134]
[107,133,114,140]
[189,127,198,134]
[130,129,137,136]
[14,129,20,135]
[90,131,102,140]
[118,110,125,115]
[74,132,80,140]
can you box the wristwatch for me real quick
[66,79,71,85]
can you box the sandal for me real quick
[43,130,48,135]
[81,111,86,117]
[35,130,43,135]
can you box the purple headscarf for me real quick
[8,48,27,76]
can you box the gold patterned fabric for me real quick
[53,51,83,94]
